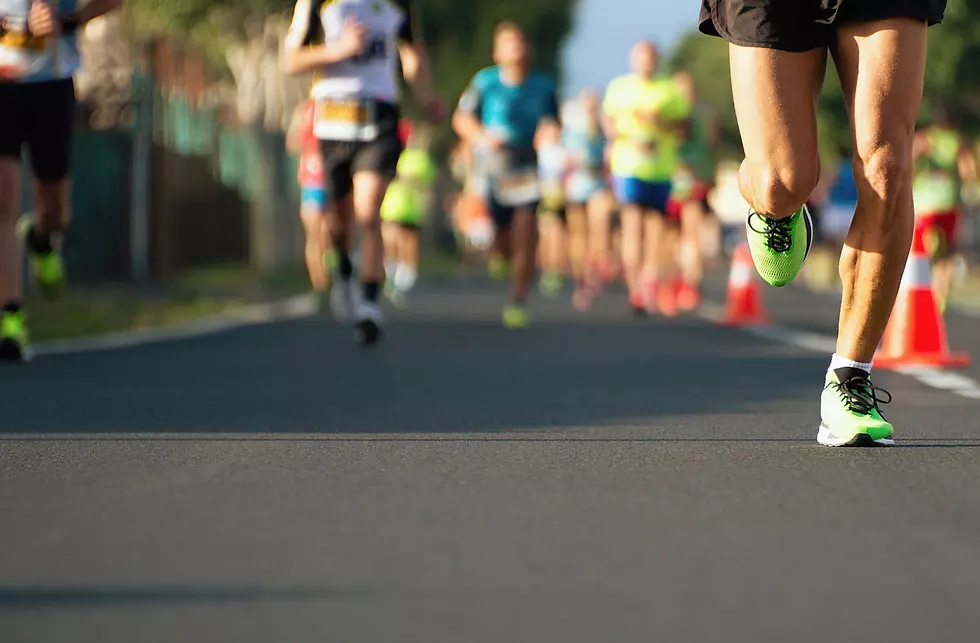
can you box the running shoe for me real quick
[354,301,384,345]
[488,254,510,281]
[628,290,646,317]
[539,271,563,297]
[641,277,659,315]
[657,281,678,318]
[330,276,357,323]
[572,283,593,312]
[745,205,813,287]
[18,217,65,300]
[676,280,702,312]
[817,367,894,447]
[502,304,530,330]
[0,309,32,363]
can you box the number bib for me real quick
[313,98,378,142]
[0,13,48,78]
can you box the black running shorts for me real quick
[698,0,947,52]
[0,79,75,182]
[319,101,403,201]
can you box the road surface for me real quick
[2,278,979,642]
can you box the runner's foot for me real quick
[488,254,510,281]
[539,271,563,297]
[745,205,813,287]
[18,217,65,300]
[676,280,702,312]
[502,304,530,330]
[331,276,357,324]
[817,367,894,447]
[354,301,384,346]
[0,309,32,363]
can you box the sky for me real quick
[561,0,694,96]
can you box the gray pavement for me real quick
[2,281,979,642]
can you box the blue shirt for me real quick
[0,0,80,83]
[829,161,858,204]
[457,66,559,150]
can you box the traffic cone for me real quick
[875,244,969,369]
[722,243,768,326]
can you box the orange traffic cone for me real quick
[875,244,969,369]
[722,243,768,326]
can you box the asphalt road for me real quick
[2,279,980,642]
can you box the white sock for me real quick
[385,260,397,278]
[394,263,417,292]
[828,354,872,381]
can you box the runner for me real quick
[912,117,976,312]
[0,0,123,362]
[286,97,333,309]
[380,122,438,306]
[282,0,443,345]
[452,21,560,329]
[563,89,613,310]
[699,0,947,446]
[602,42,691,316]
[535,118,568,298]
[666,70,718,312]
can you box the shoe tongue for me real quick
[834,366,870,384]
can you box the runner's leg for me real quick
[832,18,927,362]
[0,158,20,310]
[620,204,643,307]
[511,206,537,305]
[301,196,329,291]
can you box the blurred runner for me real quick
[912,117,977,312]
[699,0,946,446]
[536,118,568,298]
[448,141,495,259]
[381,122,438,306]
[283,0,443,346]
[286,98,334,309]
[453,22,560,329]
[602,42,691,316]
[563,90,614,310]
[665,71,718,312]
[0,0,122,362]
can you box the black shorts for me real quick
[319,101,403,201]
[698,0,947,52]
[0,79,75,181]
[488,197,540,231]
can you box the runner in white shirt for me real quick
[282,0,443,346]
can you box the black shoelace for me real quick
[832,376,893,416]
[748,213,793,253]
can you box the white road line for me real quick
[34,294,318,357]
[699,305,980,401]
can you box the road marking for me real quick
[34,294,318,357]
[699,304,980,401]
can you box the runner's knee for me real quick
[745,161,817,218]
[855,137,913,207]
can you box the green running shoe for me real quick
[539,271,563,297]
[488,254,510,281]
[745,205,813,287]
[818,367,894,447]
[0,310,32,363]
[502,304,530,330]
[18,217,66,300]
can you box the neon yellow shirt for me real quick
[603,74,691,181]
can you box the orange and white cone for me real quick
[722,243,768,326]
[875,246,969,369]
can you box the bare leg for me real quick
[33,179,70,238]
[680,201,705,284]
[566,204,588,284]
[351,172,390,286]
[729,45,826,219]
[301,207,328,290]
[642,210,666,280]
[511,208,537,303]
[0,159,21,306]
[619,205,643,294]
[586,189,614,279]
[833,18,926,362]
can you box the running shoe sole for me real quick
[817,423,894,447]
[355,318,383,346]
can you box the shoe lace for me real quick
[748,212,793,253]
[832,376,892,415]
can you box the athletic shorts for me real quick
[567,172,607,205]
[698,0,947,52]
[319,101,403,201]
[613,177,672,213]
[915,209,960,258]
[489,195,540,231]
[300,186,327,213]
[0,79,75,181]
[666,181,711,220]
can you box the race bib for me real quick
[0,14,48,78]
[495,169,540,206]
[313,98,378,142]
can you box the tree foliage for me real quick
[668,0,980,162]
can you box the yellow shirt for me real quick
[603,74,692,181]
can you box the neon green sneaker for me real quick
[18,217,65,300]
[502,304,530,330]
[488,254,510,281]
[745,205,813,287]
[0,310,32,362]
[817,368,894,447]
[539,271,563,297]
